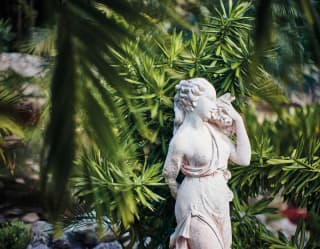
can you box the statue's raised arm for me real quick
[163,78,251,249]
[215,95,251,166]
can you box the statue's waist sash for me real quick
[181,164,231,180]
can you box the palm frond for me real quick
[0,115,24,173]
[230,136,320,212]
[73,148,164,228]
[20,27,57,56]
[0,19,15,52]
[41,0,136,218]
[0,86,22,106]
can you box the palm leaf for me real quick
[41,0,188,222]
[0,86,22,106]
[20,27,57,56]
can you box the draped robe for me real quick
[168,124,234,249]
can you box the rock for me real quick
[66,226,98,248]
[27,244,50,249]
[52,231,86,249]
[93,242,122,249]
[2,135,23,148]
[257,213,297,239]
[65,240,85,249]
[26,218,125,249]
[27,221,52,249]
[51,234,71,249]
[15,178,25,184]
[22,83,43,97]
[29,173,40,181]
[77,229,98,246]
[25,159,40,172]
[4,207,23,217]
[268,218,297,238]
[0,53,46,77]
[22,212,40,223]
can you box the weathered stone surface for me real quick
[26,219,126,249]
[51,234,72,249]
[163,78,251,249]
[268,218,297,238]
[0,53,46,77]
[4,207,23,216]
[93,242,122,249]
[27,244,50,249]
[22,212,40,223]
[27,221,52,249]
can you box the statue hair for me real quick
[173,78,216,134]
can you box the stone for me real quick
[4,207,23,217]
[0,53,46,77]
[22,212,40,223]
[163,78,251,249]
[268,218,297,238]
[65,223,98,247]
[64,218,118,247]
[93,242,122,249]
[15,178,25,184]
[27,221,52,249]
[51,234,72,249]
[27,244,50,249]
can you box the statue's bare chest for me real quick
[176,128,213,167]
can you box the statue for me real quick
[163,78,251,249]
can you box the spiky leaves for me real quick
[41,0,183,223]
[0,87,24,173]
[153,1,286,108]
[73,149,163,228]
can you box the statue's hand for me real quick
[219,102,242,122]
[170,188,178,199]
[166,179,179,199]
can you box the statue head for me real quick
[173,78,235,135]
[174,78,216,111]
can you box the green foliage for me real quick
[40,0,320,248]
[109,0,286,164]
[267,0,306,86]
[261,221,310,249]
[254,0,320,77]
[103,1,294,247]
[0,19,15,52]
[0,86,24,173]
[244,104,320,155]
[231,195,277,248]
[231,136,320,210]
[0,221,30,249]
[225,98,320,249]
[41,0,180,218]
[0,86,22,106]
[0,114,24,172]
[21,27,57,56]
[73,148,163,228]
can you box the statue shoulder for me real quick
[168,131,188,155]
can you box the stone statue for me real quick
[163,78,251,249]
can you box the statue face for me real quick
[193,86,217,121]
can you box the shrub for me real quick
[0,221,31,249]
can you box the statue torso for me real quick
[173,122,232,175]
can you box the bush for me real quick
[0,221,31,249]
[0,19,15,52]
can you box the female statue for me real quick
[163,78,251,249]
